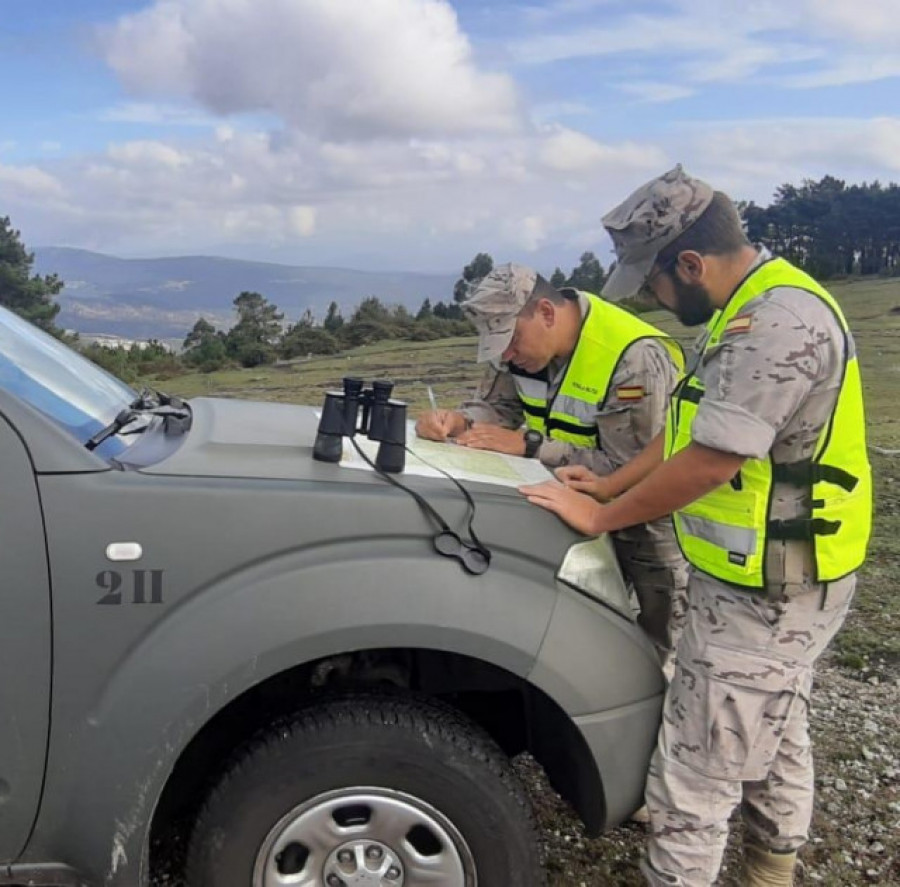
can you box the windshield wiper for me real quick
[85,388,190,451]
[129,387,186,411]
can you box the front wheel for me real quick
[186,695,544,886]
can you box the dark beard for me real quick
[671,276,716,326]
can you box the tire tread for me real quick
[185,693,543,886]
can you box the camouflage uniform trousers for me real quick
[613,522,689,678]
[641,568,856,887]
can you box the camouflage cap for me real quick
[601,164,714,301]
[461,263,538,362]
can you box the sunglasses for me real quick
[638,256,678,302]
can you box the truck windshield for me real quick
[0,305,137,456]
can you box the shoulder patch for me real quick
[723,314,753,336]
[615,385,645,401]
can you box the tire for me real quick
[185,694,544,887]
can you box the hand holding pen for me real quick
[415,386,469,441]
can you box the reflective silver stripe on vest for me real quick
[553,393,596,423]
[679,514,758,555]
[516,377,546,401]
[514,378,596,424]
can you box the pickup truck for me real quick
[0,303,664,887]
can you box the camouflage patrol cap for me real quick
[601,164,714,300]
[461,263,538,362]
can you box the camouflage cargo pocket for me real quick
[666,643,804,781]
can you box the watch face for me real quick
[524,430,542,456]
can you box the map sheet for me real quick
[341,429,552,488]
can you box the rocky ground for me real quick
[522,448,900,886]
[521,653,900,886]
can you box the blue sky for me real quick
[2,0,898,273]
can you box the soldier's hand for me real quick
[415,409,469,441]
[555,465,613,502]
[518,480,604,536]
[456,423,526,456]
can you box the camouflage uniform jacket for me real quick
[459,292,681,545]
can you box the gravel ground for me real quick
[520,654,900,886]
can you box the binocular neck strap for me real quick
[346,436,491,574]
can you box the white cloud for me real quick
[99,0,521,139]
[1,118,674,267]
[539,128,666,173]
[780,55,900,89]
[670,117,900,205]
[288,206,317,237]
[11,0,900,272]
[99,102,220,127]
[9,109,900,270]
[8,0,900,275]
[107,141,188,169]
[617,82,695,104]
[679,43,823,85]
[530,100,594,124]
[0,163,64,199]
[519,0,622,26]
[509,15,710,66]
[505,214,547,251]
[506,0,899,94]
[540,129,607,172]
[801,0,900,46]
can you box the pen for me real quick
[427,385,438,411]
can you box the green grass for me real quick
[156,336,480,414]
[148,275,900,664]
[635,275,900,450]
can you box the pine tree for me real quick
[0,216,64,333]
[225,291,284,367]
[453,252,494,303]
[550,267,567,288]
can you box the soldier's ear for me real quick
[675,250,705,282]
[537,298,555,327]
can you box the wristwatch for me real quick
[523,429,543,459]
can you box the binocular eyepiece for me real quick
[313,377,407,473]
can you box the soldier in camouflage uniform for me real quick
[521,166,871,887]
[415,264,689,670]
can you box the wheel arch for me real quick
[148,647,606,883]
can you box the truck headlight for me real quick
[556,535,635,621]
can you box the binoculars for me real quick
[313,377,407,473]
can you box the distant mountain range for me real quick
[32,247,458,340]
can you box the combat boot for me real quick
[743,842,797,887]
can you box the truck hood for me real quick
[139,397,348,482]
[138,397,523,496]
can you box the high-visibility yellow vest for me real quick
[513,291,683,447]
[665,257,872,587]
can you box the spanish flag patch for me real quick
[615,385,645,401]
[723,314,753,336]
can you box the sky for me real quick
[2,0,899,274]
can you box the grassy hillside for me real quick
[151,275,900,665]
[156,275,900,445]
